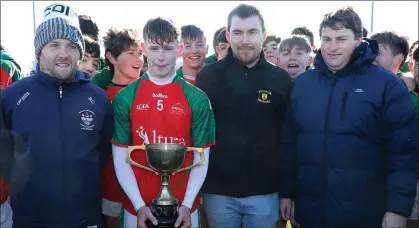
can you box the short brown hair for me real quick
[84,35,100,58]
[263,35,281,47]
[279,35,312,54]
[320,7,363,38]
[227,4,265,32]
[103,27,142,72]
[143,17,179,45]
[410,41,419,62]
[181,25,205,42]
[212,27,225,53]
[78,14,99,41]
[291,27,314,47]
[371,31,409,69]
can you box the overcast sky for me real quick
[1,1,418,74]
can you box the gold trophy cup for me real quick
[126,143,204,228]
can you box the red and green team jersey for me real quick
[92,68,114,89]
[111,70,215,215]
[92,68,127,203]
[105,82,126,101]
[176,68,196,85]
[1,57,21,90]
[102,81,126,203]
[0,52,21,204]
[92,68,132,101]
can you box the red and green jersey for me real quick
[398,61,410,74]
[176,68,196,85]
[93,68,134,101]
[111,70,215,215]
[1,50,22,90]
[0,51,22,204]
[92,68,127,203]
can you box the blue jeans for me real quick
[203,193,279,228]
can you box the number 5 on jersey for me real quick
[157,99,163,111]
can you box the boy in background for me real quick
[371,31,418,112]
[278,35,312,80]
[92,27,144,228]
[78,35,101,78]
[263,35,281,65]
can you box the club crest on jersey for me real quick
[257,90,272,104]
[171,103,186,116]
[136,126,185,145]
[79,110,95,131]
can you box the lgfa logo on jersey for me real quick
[136,126,186,145]
[136,102,150,111]
[79,110,95,131]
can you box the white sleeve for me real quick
[112,145,145,211]
[181,147,210,209]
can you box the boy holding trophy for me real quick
[111,17,215,228]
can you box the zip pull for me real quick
[340,92,348,120]
[59,86,63,98]
[331,76,337,85]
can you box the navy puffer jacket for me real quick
[280,39,419,228]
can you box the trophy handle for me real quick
[126,145,159,175]
[172,147,205,175]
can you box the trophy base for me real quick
[146,204,182,228]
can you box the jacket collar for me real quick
[314,38,379,78]
[35,63,91,87]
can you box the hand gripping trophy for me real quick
[127,143,204,227]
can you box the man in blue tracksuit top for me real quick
[279,7,419,228]
[0,3,114,228]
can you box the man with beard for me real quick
[0,3,114,227]
[112,17,215,228]
[280,7,418,228]
[177,25,208,84]
[195,4,292,228]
